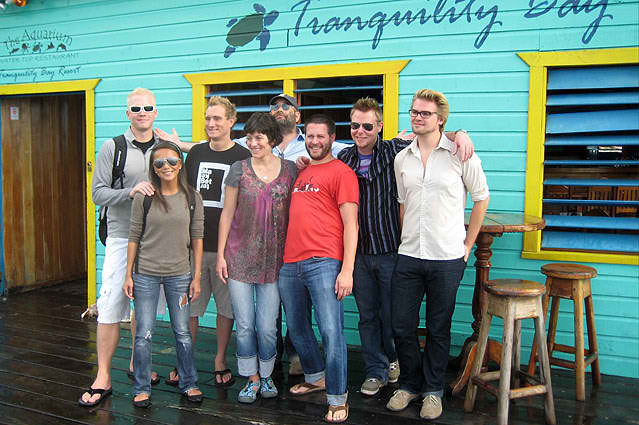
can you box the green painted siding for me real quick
[1,0,637,377]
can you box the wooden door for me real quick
[1,94,86,292]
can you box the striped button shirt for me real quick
[338,137,411,255]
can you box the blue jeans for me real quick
[133,272,198,395]
[228,279,280,378]
[353,253,398,381]
[278,257,347,406]
[391,255,466,396]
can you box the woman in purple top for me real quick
[217,112,297,403]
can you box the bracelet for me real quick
[456,129,467,134]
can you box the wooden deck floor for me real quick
[1,280,637,425]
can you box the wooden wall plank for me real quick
[30,96,46,284]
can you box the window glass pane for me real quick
[296,75,383,142]
[541,65,639,254]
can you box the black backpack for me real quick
[134,194,196,273]
[98,135,127,245]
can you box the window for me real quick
[207,76,383,142]
[184,60,409,144]
[519,48,639,265]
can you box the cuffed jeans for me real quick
[391,255,466,396]
[133,272,198,395]
[353,252,398,381]
[228,279,280,378]
[278,257,348,406]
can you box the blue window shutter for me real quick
[542,65,639,254]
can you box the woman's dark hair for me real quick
[148,140,193,212]
[244,112,283,147]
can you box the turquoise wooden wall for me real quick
[1,0,637,377]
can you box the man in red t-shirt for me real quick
[279,114,358,424]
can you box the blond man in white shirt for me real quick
[387,89,489,420]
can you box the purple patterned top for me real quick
[224,158,297,284]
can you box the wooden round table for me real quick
[449,213,545,394]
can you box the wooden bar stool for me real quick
[465,279,556,425]
[527,263,601,401]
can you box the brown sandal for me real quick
[325,403,349,423]
[165,368,179,386]
[289,381,326,396]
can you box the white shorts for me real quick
[96,237,166,324]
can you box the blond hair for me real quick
[207,96,237,120]
[350,97,382,122]
[411,89,449,132]
[127,87,156,107]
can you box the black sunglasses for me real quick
[153,157,180,168]
[129,105,155,113]
[350,122,375,131]
[270,103,292,111]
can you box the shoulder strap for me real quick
[111,135,128,189]
[188,190,196,246]
[135,195,153,274]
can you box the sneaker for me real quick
[388,360,400,383]
[386,389,419,411]
[288,355,304,376]
[238,380,260,404]
[420,394,442,420]
[259,376,278,399]
[360,377,387,396]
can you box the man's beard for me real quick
[277,115,297,133]
[306,142,331,161]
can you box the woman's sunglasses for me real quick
[153,157,180,168]
[129,105,155,113]
[350,122,375,131]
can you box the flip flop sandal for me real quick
[214,369,235,387]
[325,403,349,424]
[78,387,112,407]
[165,368,179,386]
[182,390,203,403]
[132,395,152,408]
[289,382,326,396]
[127,370,160,385]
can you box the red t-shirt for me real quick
[283,159,359,263]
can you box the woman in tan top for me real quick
[122,141,205,407]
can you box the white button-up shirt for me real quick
[394,134,489,260]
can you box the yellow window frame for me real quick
[0,78,101,304]
[184,60,410,143]
[517,47,639,266]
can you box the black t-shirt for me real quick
[185,141,251,252]
[132,139,155,154]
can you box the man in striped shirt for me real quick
[335,98,474,397]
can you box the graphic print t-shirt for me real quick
[283,159,359,263]
[185,142,251,252]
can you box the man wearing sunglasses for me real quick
[83,87,170,407]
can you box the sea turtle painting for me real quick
[224,3,279,58]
